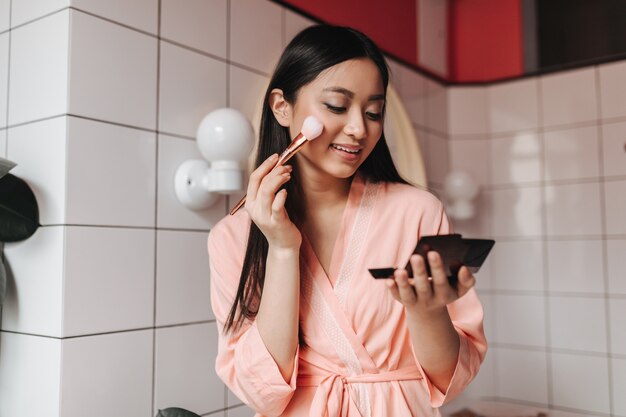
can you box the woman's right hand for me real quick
[244,153,302,250]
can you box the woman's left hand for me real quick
[385,251,476,316]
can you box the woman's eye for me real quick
[324,104,346,113]
[366,112,382,121]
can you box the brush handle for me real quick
[229,134,307,216]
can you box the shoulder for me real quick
[377,180,444,212]
[207,209,251,257]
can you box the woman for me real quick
[208,25,486,417]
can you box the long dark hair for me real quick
[223,25,407,343]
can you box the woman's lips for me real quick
[329,143,361,162]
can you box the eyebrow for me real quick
[322,87,385,101]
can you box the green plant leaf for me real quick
[155,408,202,417]
[0,173,40,242]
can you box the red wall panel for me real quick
[279,0,419,66]
[448,0,524,82]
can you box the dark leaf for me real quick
[0,258,6,306]
[0,173,40,242]
[156,408,202,417]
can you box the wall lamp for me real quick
[443,171,480,220]
[175,108,255,210]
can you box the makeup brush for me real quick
[229,115,324,215]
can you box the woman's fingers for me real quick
[393,269,417,304]
[428,251,457,304]
[255,166,292,218]
[410,255,432,301]
[271,189,288,218]
[246,153,278,202]
[456,266,476,297]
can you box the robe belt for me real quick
[297,366,423,417]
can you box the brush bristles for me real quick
[301,116,323,141]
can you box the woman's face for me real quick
[288,58,385,181]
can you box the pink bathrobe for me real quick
[209,173,487,417]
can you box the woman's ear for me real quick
[268,88,291,127]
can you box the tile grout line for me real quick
[537,72,554,409]
[224,0,232,411]
[4,0,12,157]
[151,2,163,416]
[594,65,615,417]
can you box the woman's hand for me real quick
[385,251,476,317]
[245,154,301,250]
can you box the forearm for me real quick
[406,307,460,393]
[255,246,300,381]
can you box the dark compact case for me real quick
[368,234,495,287]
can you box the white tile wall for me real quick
[549,296,607,353]
[540,67,598,127]
[0,332,62,416]
[157,134,227,230]
[0,129,6,157]
[488,186,543,237]
[284,8,315,47]
[426,133,449,185]
[68,10,157,130]
[491,240,544,291]
[154,323,224,414]
[546,240,605,294]
[228,386,242,407]
[448,56,626,414]
[60,330,153,417]
[550,353,610,414]
[155,230,213,326]
[495,347,548,404]
[11,0,68,28]
[601,121,626,177]
[495,294,546,347]
[604,180,626,235]
[71,0,158,35]
[544,182,603,236]
[0,32,8,127]
[0,0,9,32]
[488,78,539,133]
[158,41,227,137]
[230,0,282,74]
[227,404,256,417]
[489,132,542,185]
[160,0,227,58]
[609,298,626,355]
[447,87,489,135]
[543,126,600,181]
[65,117,157,227]
[613,358,626,417]
[8,10,69,125]
[229,65,268,128]
[424,77,448,134]
[598,60,626,120]
[2,227,64,336]
[7,116,67,224]
[449,138,489,186]
[397,66,427,127]
[63,226,155,336]
[607,239,626,294]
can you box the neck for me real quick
[298,171,353,216]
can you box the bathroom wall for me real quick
[3,1,623,416]
[446,62,626,417]
[0,1,446,416]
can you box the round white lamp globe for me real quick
[444,171,479,220]
[197,108,255,167]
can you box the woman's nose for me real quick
[343,111,367,140]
